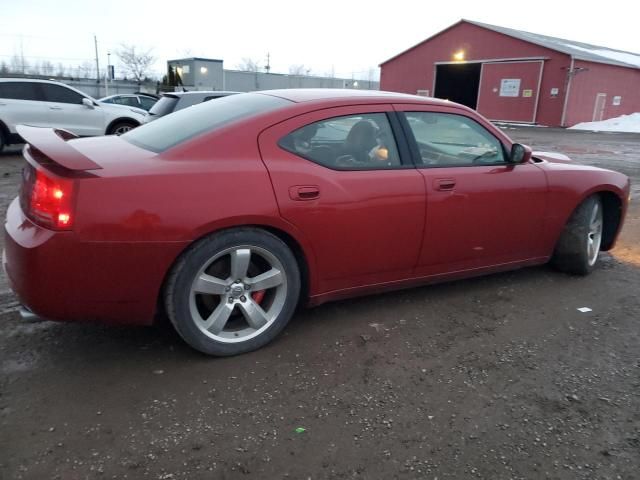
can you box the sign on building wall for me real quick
[499,79,521,97]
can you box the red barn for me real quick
[380,20,640,126]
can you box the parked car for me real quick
[4,90,629,356]
[144,90,239,123]
[0,78,146,152]
[99,93,159,111]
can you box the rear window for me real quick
[123,93,290,152]
[148,96,178,116]
[0,82,41,101]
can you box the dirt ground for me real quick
[1,127,639,480]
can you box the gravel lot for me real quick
[1,127,639,479]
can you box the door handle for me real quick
[289,185,320,201]
[49,106,63,110]
[435,178,456,191]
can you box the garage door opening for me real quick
[434,63,482,109]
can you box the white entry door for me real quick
[592,93,607,121]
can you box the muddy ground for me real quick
[0,127,639,479]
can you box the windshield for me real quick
[123,93,290,152]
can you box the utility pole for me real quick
[20,37,25,74]
[265,52,271,74]
[105,52,111,96]
[94,35,101,94]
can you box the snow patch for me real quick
[569,113,640,133]
[564,44,640,68]
[533,151,572,161]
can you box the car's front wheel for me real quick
[552,195,603,275]
[164,228,301,356]
[108,121,137,135]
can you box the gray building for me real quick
[167,57,379,92]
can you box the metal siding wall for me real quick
[380,22,570,125]
[193,60,224,90]
[565,60,640,126]
[221,71,379,92]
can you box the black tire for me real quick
[108,121,137,135]
[0,129,5,153]
[164,228,301,356]
[551,195,603,275]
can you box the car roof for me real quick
[0,77,71,86]
[102,94,137,99]
[162,91,239,98]
[257,88,451,106]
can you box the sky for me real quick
[1,0,639,81]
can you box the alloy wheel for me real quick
[188,245,287,343]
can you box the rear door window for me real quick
[40,84,85,104]
[279,113,402,170]
[139,96,157,110]
[0,82,41,101]
[113,96,140,107]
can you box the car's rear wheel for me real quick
[552,195,603,275]
[108,121,136,135]
[164,228,301,356]
[0,129,5,153]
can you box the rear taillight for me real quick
[20,165,75,230]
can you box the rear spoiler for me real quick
[16,125,103,171]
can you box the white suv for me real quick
[0,78,147,152]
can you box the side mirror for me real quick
[82,98,95,109]
[509,143,532,164]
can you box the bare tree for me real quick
[236,57,261,72]
[55,62,66,77]
[41,60,54,76]
[0,61,9,74]
[288,64,310,76]
[9,54,28,74]
[28,61,42,75]
[77,61,94,79]
[116,44,156,83]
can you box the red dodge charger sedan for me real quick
[3,89,630,356]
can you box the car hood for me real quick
[532,151,573,164]
[98,101,147,120]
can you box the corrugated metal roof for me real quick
[465,20,640,69]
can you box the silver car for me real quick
[145,91,239,123]
[0,78,147,152]
[99,93,159,111]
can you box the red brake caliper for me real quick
[251,290,266,304]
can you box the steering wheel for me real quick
[471,150,498,164]
[417,141,446,165]
[335,154,359,168]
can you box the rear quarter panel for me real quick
[69,129,316,321]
